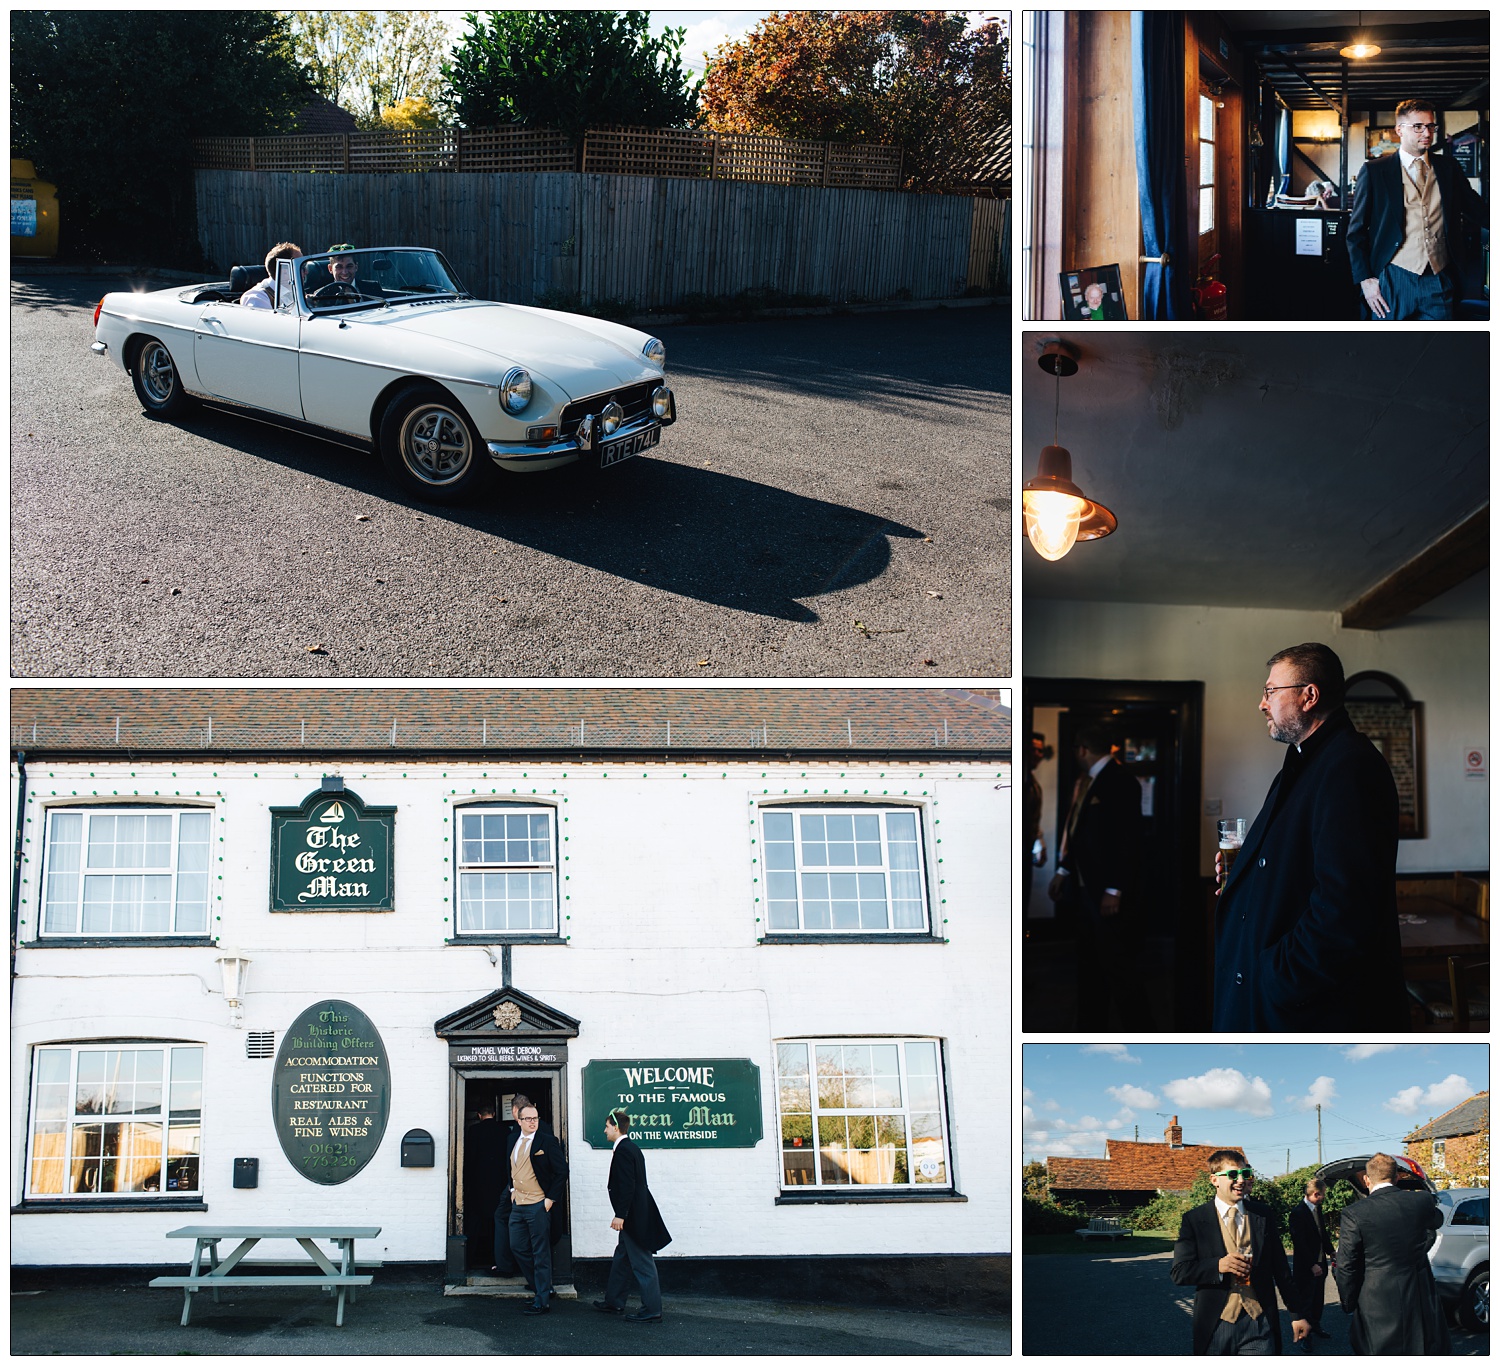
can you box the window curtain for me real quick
[1131,10,1188,319]
[1276,107,1291,196]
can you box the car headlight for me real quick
[500,367,532,414]
[600,400,624,436]
[642,337,665,367]
[651,385,674,420]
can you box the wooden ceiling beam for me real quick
[1340,506,1488,631]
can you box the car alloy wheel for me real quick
[399,403,472,485]
[1460,1268,1488,1332]
[139,341,177,405]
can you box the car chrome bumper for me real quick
[485,409,665,473]
[90,341,108,357]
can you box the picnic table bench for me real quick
[1075,1217,1133,1240]
[150,1225,379,1326]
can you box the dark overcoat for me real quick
[1057,758,1141,910]
[1289,1199,1334,1318]
[1334,1186,1451,1355]
[1214,708,1406,1031]
[1348,149,1488,284]
[608,1136,672,1254]
[1170,1198,1306,1355]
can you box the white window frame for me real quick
[1433,1137,1447,1170]
[759,804,931,934]
[39,805,214,938]
[773,1036,953,1192]
[25,1043,204,1200]
[454,803,560,935]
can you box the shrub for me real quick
[1022,1194,1089,1235]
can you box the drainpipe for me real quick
[11,750,28,1002]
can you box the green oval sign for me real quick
[272,1000,391,1184]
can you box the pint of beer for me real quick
[1218,818,1247,884]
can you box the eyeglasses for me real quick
[1215,1167,1254,1181]
[1261,683,1308,700]
[1400,122,1438,132]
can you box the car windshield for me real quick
[300,248,467,312]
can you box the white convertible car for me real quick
[90,246,676,501]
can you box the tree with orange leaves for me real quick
[699,11,1008,190]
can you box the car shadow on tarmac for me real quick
[177,403,926,623]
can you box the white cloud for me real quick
[1107,1083,1158,1107]
[1288,1075,1338,1111]
[651,11,766,77]
[1385,1074,1473,1117]
[1042,1098,1061,1112]
[1343,1044,1397,1061]
[1081,1044,1141,1063]
[1024,1087,1035,1101]
[1163,1067,1275,1117]
[1023,1103,1035,1124]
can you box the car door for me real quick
[192,301,304,420]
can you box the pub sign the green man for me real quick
[270,783,395,912]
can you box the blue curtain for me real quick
[1276,108,1290,196]
[1131,11,1188,319]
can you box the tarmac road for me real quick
[1023,1247,1487,1355]
[12,275,1008,678]
[10,1270,1009,1356]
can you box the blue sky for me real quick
[1023,1043,1489,1173]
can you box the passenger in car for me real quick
[239,241,303,309]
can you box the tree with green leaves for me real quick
[11,11,308,262]
[441,11,699,144]
[699,11,1008,190]
[287,11,451,129]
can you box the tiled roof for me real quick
[1048,1140,1227,1192]
[11,687,1010,758]
[1406,1091,1489,1142]
[294,95,358,135]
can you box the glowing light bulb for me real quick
[1024,488,1085,561]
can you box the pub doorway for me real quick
[453,1072,571,1285]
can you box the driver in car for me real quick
[312,243,385,300]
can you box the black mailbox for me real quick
[401,1128,435,1167]
[233,1157,259,1188]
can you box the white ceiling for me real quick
[1020,331,1489,616]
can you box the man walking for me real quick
[1334,1154,1450,1354]
[594,1108,672,1324]
[1214,643,1406,1031]
[1289,1178,1335,1349]
[1170,1150,1311,1354]
[507,1100,568,1315]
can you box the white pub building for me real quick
[10,686,1010,1307]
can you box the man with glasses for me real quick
[1348,98,1487,320]
[1213,643,1404,1031]
[1172,1151,1312,1354]
[506,1100,569,1315]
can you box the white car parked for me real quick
[91,246,677,502]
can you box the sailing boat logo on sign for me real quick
[320,801,346,823]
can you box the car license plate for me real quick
[599,424,660,468]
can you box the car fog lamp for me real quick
[500,367,532,414]
[651,386,674,420]
[643,337,666,367]
[600,400,624,436]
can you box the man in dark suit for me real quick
[1348,99,1487,320]
[1289,1177,1335,1348]
[1214,643,1406,1031]
[1047,723,1149,1028]
[1333,1153,1450,1354]
[593,1108,672,1324]
[1170,1150,1311,1354]
[507,1099,569,1315]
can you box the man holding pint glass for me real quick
[1213,643,1406,1032]
[1171,1150,1312,1354]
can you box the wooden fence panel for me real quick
[194,170,988,309]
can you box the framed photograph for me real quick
[1366,126,1401,159]
[1060,263,1128,321]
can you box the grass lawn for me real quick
[1022,1228,1178,1257]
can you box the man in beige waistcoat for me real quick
[1170,1150,1312,1354]
[506,1100,569,1315]
[1348,98,1488,320]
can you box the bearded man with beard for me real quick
[1212,643,1406,1031]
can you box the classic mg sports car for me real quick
[90,246,676,501]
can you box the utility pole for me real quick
[1286,1149,1290,1174]
[1135,1125,1139,1142]
[1317,1103,1323,1165]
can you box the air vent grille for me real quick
[246,1031,275,1059]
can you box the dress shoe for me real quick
[522,1299,550,1315]
[592,1300,625,1315]
[624,1309,662,1323]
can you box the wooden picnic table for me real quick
[150,1225,380,1326]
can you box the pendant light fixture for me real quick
[1022,340,1117,561]
[1339,13,1380,60]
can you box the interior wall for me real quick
[1290,107,1483,195]
[1024,594,1489,875]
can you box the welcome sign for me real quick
[270,785,395,911]
[581,1058,763,1149]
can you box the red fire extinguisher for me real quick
[1192,253,1229,320]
